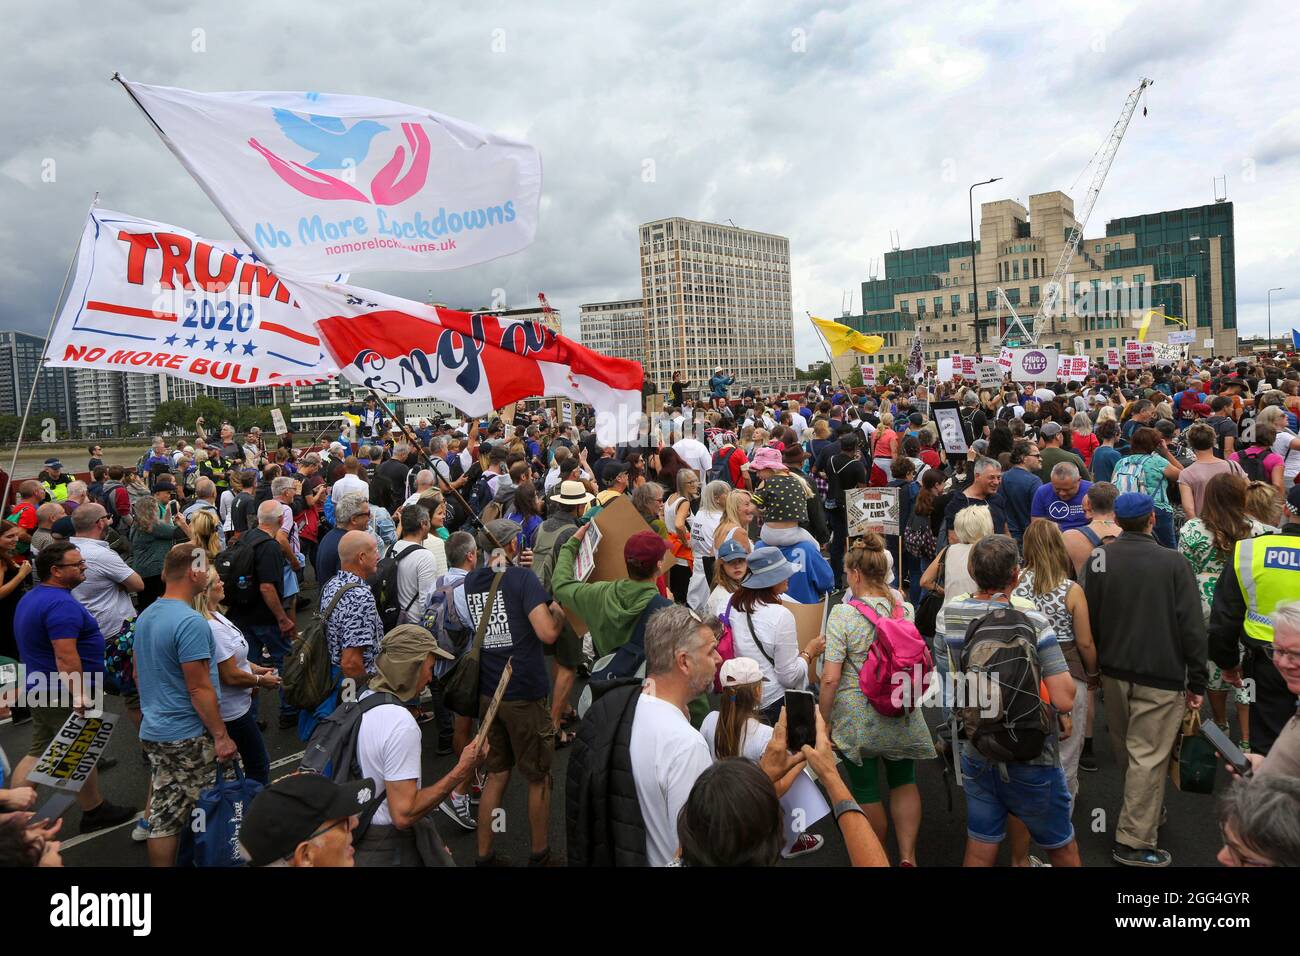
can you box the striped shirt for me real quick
[935,595,1068,767]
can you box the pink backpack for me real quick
[713,598,738,693]
[846,597,933,717]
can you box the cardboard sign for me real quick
[1008,348,1060,382]
[1056,354,1089,382]
[930,400,968,456]
[975,361,1002,388]
[789,598,828,652]
[28,711,118,790]
[561,494,651,634]
[271,407,289,436]
[846,486,900,537]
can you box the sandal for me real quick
[554,728,576,749]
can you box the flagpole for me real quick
[3,194,98,511]
[805,312,838,387]
[365,386,509,557]
[112,73,274,268]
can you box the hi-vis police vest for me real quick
[1233,534,1300,644]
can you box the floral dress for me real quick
[825,594,937,764]
[1178,517,1276,702]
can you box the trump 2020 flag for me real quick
[46,208,336,388]
[285,278,643,445]
[119,78,542,276]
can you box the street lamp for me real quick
[1267,287,1284,351]
[970,177,1002,356]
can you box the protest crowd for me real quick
[2,353,1300,871]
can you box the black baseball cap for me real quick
[238,772,381,866]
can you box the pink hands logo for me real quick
[248,108,431,205]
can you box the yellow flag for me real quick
[809,315,885,356]
[341,411,361,427]
[1136,310,1155,342]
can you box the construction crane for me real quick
[1000,77,1153,346]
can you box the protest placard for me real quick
[28,711,119,790]
[1008,348,1060,382]
[929,400,968,456]
[846,486,900,537]
[561,495,647,634]
[975,361,1002,388]
[1056,354,1089,382]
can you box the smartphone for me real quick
[1200,720,1252,777]
[784,689,816,753]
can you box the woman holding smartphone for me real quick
[129,493,189,611]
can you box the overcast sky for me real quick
[4,0,1300,368]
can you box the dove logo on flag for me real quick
[248,109,431,206]
[119,79,543,275]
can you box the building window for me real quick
[1095,244,1101,253]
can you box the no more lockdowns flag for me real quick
[46,208,339,388]
[286,277,644,446]
[120,79,541,276]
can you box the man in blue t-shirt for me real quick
[462,518,564,867]
[996,441,1043,545]
[133,542,236,867]
[1030,464,1092,534]
[10,541,136,833]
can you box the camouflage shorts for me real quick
[141,735,215,838]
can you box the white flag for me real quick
[121,79,542,275]
[46,208,336,388]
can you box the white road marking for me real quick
[60,812,144,850]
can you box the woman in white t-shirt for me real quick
[728,547,825,723]
[195,568,277,785]
[699,658,825,859]
[687,480,730,613]
[1259,406,1300,484]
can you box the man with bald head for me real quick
[321,530,385,683]
[70,503,144,653]
[6,480,45,554]
[30,502,66,555]
[227,499,296,727]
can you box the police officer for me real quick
[1209,498,1300,754]
[38,458,73,503]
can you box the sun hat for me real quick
[742,546,796,589]
[749,446,788,472]
[549,480,594,507]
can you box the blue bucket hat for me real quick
[742,546,795,590]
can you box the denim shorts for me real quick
[960,753,1074,849]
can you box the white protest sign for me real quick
[958,355,976,380]
[937,357,955,381]
[28,711,119,790]
[1168,330,1196,345]
[1008,348,1060,382]
[998,346,1015,370]
[860,365,876,387]
[1203,338,1216,349]
[271,408,289,435]
[1105,348,1122,369]
[1125,340,1155,366]
[975,361,1003,388]
[1056,354,1089,382]
[846,485,900,537]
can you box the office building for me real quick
[578,298,645,363]
[0,330,76,434]
[639,217,794,392]
[850,193,1237,366]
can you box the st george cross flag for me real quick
[284,278,644,445]
[119,79,542,276]
[45,208,337,388]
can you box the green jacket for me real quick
[551,534,659,657]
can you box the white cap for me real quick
[719,657,768,687]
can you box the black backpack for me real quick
[1236,447,1268,484]
[299,691,403,839]
[707,447,737,487]
[369,544,425,632]
[957,604,1050,763]
[214,537,259,607]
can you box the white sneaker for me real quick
[131,817,151,842]
[780,832,825,859]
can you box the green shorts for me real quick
[542,622,583,670]
[142,735,215,838]
[27,705,74,758]
[480,696,554,783]
[842,755,916,805]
